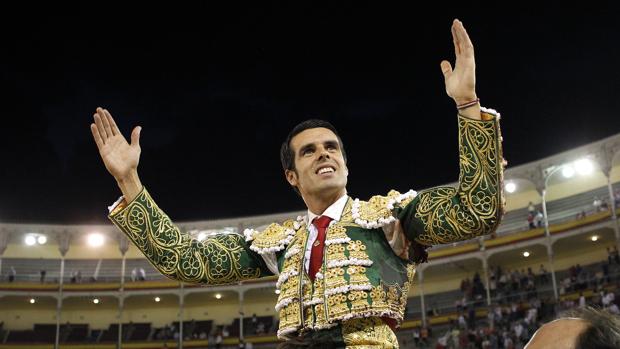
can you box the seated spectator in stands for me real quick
[138,267,146,281]
[40,269,46,283]
[215,331,223,349]
[538,264,549,284]
[534,210,543,228]
[524,306,620,349]
[8,266,16,282]
[131,267,137,282]
[576,207,587,220]
[593,196,603,212]
[528,201,536,215]
[255,321,265,335]
[527,212,535,229]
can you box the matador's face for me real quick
[286,127,348,201]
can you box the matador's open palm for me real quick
[90,107,142,181]
[441,19,477,104]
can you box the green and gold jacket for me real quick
[109,109,505,340]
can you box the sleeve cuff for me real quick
[108,196,127,215]
[457,105,501,122]
[107,186,146,216]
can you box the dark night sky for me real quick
[1,3,619,224]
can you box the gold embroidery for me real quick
[251,221,294,252]
[327,293,350,318]
[414,115,503,245]
[342,317,399,349]
[276,224,309,337]
[109,189,262,285]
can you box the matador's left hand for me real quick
[441,19,477,105]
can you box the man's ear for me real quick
[285,169,298,187]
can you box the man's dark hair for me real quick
[561,306,620,349]
[280,119,347,195]
[280,119,347,172]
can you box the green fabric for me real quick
[109,188,273,285]
[396,114,504,246]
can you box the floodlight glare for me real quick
[215,293,222,299]
[505,182,517,193]
[197,232,207,241]
[561,166,575,178]
[591,235,599,242]
[574,159,593,175]
[155,297,161,302]
[93,298,100,304]
[523,251,530,257]
[37,235,47,245]
[25,235,36,246]
[87,233,105,247]
[29,298,35,304]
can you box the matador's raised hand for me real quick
[90,107,142,183]
[441,19,478,106]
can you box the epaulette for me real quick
[351,190,417,229]
[243,219,298,255]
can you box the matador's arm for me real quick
[108,188,273,284]
[393,109,506,261]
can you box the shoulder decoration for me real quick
[351,189,417,229]
[243,218,302,255]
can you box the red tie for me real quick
[309,215,332,280]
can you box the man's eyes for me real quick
[302,149,314,156]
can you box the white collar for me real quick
[307,194,349,224]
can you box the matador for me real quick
[91,19,506,348]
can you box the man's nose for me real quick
[318,148,331,160]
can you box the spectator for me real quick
[131,267,137,282]
[255,322,265,335]
[614,188,620,208]
[138,267,146,281]
[593,196,603,212]
[215,331,223,349]
[576,207,587,220]
[8,266,15,282]
[528,201,536,215]
[527,213,536,229]
[539,264,549,284]
[40,269,46,283]
[535,210,544,228]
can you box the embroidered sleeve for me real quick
[108,187,272,285]
[394,109,506,249]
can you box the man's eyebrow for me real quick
[298,143,315,155]
[324,140,339,148]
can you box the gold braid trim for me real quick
[414,112,505,245]
[109,188,262,285]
